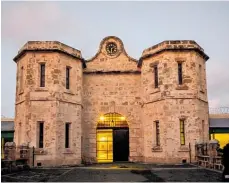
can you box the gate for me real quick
[96,113,129,163]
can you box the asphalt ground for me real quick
[1,163,223,182]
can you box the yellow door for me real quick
[96,129,113,163]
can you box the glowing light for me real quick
[100,116,105,121]
[120,116,126,120]
[97,129,113,163]
[100,137,106,141]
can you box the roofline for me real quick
[138,48,209,68]
[1,118,14,122]
[138,40,209,68]
[13,41,87,68]
[86,36,138,63]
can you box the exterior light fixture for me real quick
[121,116,126,120]
[100,116,105,121]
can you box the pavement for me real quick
[1,163,223,182]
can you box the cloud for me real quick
[1,2,81,43]
[209,99,220,108]
[207,59,229,108]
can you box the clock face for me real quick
[106,42,118,56]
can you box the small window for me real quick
[40,64,45,87]
[155,121,160,146]
[199,64,203,90]
[38,122,44,148]
[180,119,185,145]
[20,66,24,90]
[65,123,70,148]
[66,67,70,89]
[202,120,205,141]
[154,65,159,88]
[178,63,183,85]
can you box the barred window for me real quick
[155,121,160,146]
[20,66,24,91]
[40,64,45,87]
[38,122,44,148]
[199,64,203,90]
[180,119,185,145]
[154,65,159,88]
[66,67,70,89]
[178,63,183,85]
[65,123,70,148]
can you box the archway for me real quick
[96,113,129,163]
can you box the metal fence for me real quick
[209,107,229,114]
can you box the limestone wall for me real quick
[14,42,83,166]
[86,36,138,72]
[82,36,142,162]
[141,49,209,163]
[13,37,210,166]
[82,73,142,162]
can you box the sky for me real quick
[1,1,229,118]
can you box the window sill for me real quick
[34,148,47,155]
[63,149,74,154]
[175,84,188,90]
[150,88,160,94]
[152,146,163,152]
[35,87,48,92]
[178,146,190,152]
[64,90,74,95]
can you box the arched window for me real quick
[97,113,128,128]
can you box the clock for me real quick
[106,42,118,56]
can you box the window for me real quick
[154,65,159,88]
[155,121,160,146]
[40,64,45,87]
[199,64,203,90]
[180,119,185,145]
[65,123,70,148]
[20,66,24,91]
[66,67,70,89]
[178,63,183,85]
[38,122,44,148]
[202,120,205,141]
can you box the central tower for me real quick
[82,36,143,163]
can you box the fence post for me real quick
[32,146,35,167]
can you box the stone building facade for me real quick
[13,36,210,166]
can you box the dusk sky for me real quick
[1,1,229,118]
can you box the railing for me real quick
[196,155,224,171]
[1,142,33,170]
[195,141,224,171]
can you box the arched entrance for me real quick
[96,113,129,163]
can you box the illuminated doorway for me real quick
[97,129,113,163]
[96,113,129,163]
